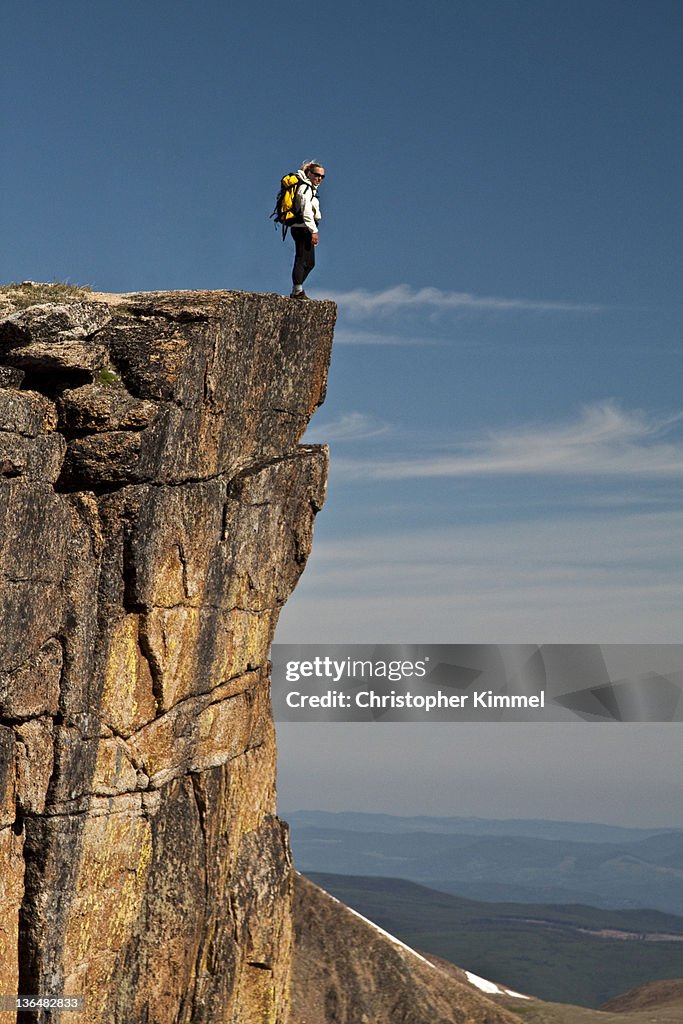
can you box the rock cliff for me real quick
[0,287,336,1023]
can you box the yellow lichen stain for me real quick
[101,616,156,735]
[148,551,188,608]
[198,705,216,741]
[221,732,277,845]
[92,739,138,795]
[236,967,280,1024]
[212,609,271,686]
[63,812,153,983]
[141,606,202,709]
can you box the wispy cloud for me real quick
[332,327,444,346]
[276,510,683,643]
[308,411,391,443]
[318,284,604,318]
[331,401,683,481]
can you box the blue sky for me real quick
[3,1,682,822]
[4,0,679,642]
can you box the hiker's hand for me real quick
[312,232,319,245]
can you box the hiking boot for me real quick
[290,289,308,299]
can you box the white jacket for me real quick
[293,169,321,233]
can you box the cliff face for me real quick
[0,288,336,1023]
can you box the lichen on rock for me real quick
[0,288,335,1023]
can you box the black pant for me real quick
[291,226,315,286]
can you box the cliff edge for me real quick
[0,286,336,1023]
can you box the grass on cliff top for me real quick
[0,281,93,316]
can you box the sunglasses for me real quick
[311,171,325,179]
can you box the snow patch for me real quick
[465,971,501,994]
[465,970,530,1000]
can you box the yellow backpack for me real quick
[270,173,311,238]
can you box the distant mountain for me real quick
[283,811,683,915]
[284,810,675,844]
[304,872,683,1008]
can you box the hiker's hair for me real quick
[301,159,323,174]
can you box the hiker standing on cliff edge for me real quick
[290,160,325,299]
